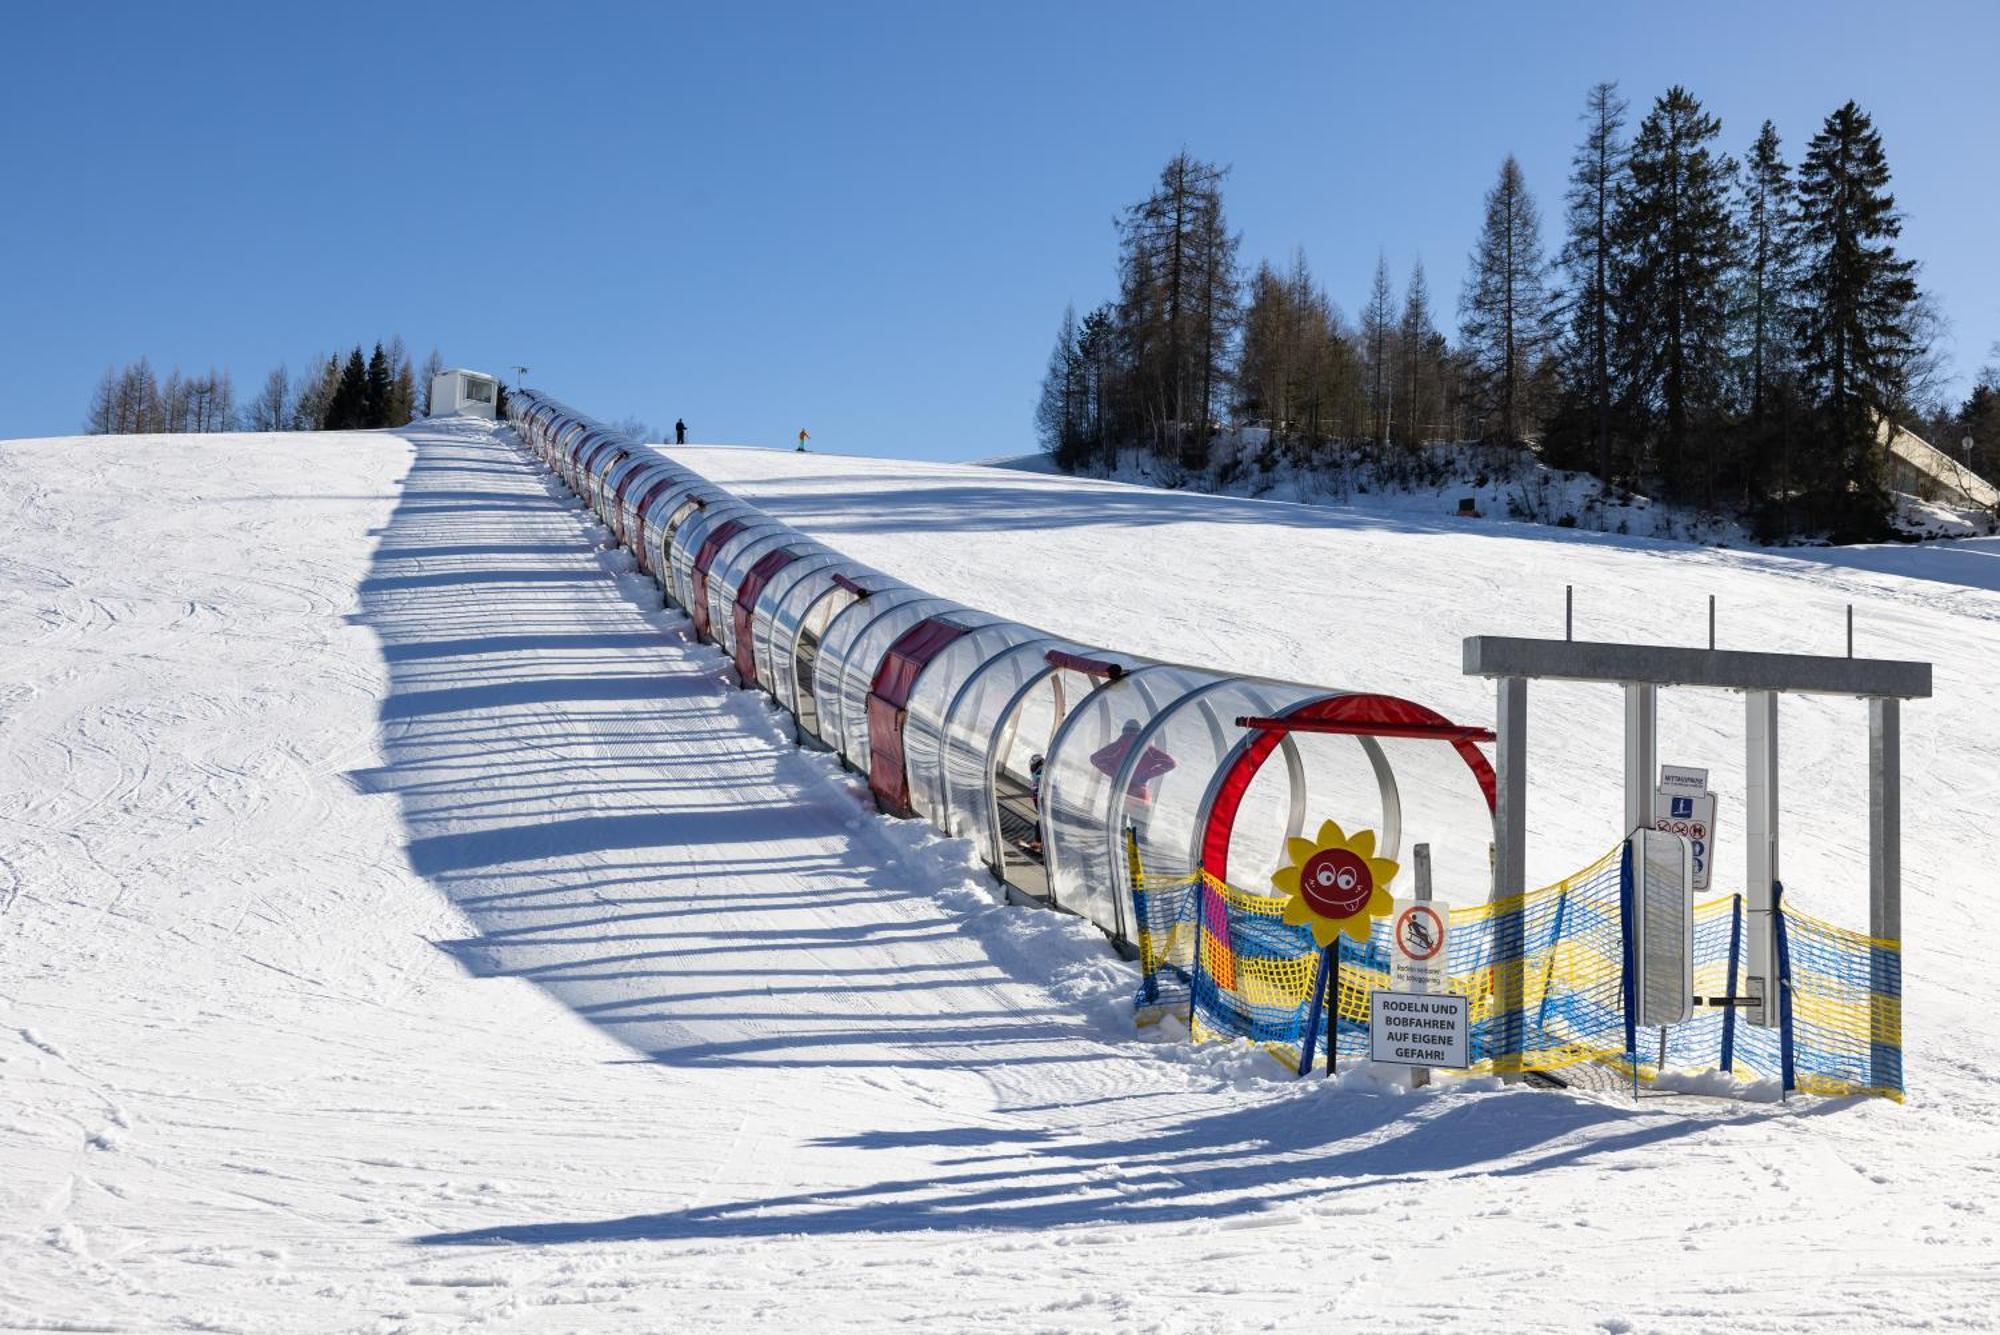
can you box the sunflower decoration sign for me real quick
[1273,819,1399,946]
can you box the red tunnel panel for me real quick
[688,518,746,640]
[867,617,972,817]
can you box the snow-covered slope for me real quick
[2,421,1996,1332]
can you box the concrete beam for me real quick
[1464,636,1930,700]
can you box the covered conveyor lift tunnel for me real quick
[503,386,1922,1099]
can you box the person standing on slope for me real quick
[797,428,809,452]
[675,418,686,445]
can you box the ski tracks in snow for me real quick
[2,423,1996,1331]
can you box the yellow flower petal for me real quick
[1349,828,1376,859]
[1286,836,1319,867]
[1316,818,1346,847]
[1365,887,1393,920]
[1271,866,1301,896]
[1370,857,1400,889]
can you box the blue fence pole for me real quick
[1618,838,1637,1089]
[1328,941,1343,1077]
[1532,881,1572,1051]
[1773,880,1796,1096]
[1188,877,1209,1034]
[1296,944,1331,1078]
[1720,894,1743,1076]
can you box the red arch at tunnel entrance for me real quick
[1199,692,1497,886]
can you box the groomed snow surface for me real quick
[3,418,1997,1333]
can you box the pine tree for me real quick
[1362,253,1396,445]
[1397,261,1441,447]
[1034,305,1090,468]
[1737,121,1796,428]
[1959,351,2000,479]
[1559,81,1628,484]
[1610,86,1738,505]
[1076,305,1116,468]
[1460,155,1554,444]
[363,342,393,428]
[326,347,367,430]
[1792,100,1920,531]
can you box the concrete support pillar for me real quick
[1493,676,1527,903]
[1492,676,1528,1082]
[1623,684,1657,838]
[1869,697,1902,1088]
[1744,690,1780,1027]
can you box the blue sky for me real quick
[3,1,1994,459]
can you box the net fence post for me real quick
[1297,945,1330,1078]
[1774,880,1796,1098]
[1720,894,1743,1077]
[1618,835,1639,1098]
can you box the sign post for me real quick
[1388,843,1452,1086]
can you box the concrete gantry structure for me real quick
[1464,634,1931,1089]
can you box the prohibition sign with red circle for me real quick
[1394,904,1446,962]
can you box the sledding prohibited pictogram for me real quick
[1390,899,1448,995]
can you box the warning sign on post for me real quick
[1369,991,1470,1069]
[1653,764,1718,892]
[1389,899,1449,994]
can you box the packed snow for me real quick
[2,417,1997,1332]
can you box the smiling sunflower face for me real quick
[1272,819,1399,948]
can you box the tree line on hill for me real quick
[85,339,447,436]
[1038,85,1981,540]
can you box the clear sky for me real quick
[3,1,1994,459]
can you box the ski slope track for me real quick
[0,417,1996,1332]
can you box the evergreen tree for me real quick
[326,347,368,430]
[1737,121,1796,428]
[1958,352,2000,479]
[1076,305,1116,468]
[1034,305,1090,468]
[1558,81,1628,484]
[1460,155,1554,444]
[1792,100,1920,532]
[1609,86,1738,505]
[1397,260,1441,447]
[1362,253,1396,444]
[1732,120,1800,516]
[363,342,393,428]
